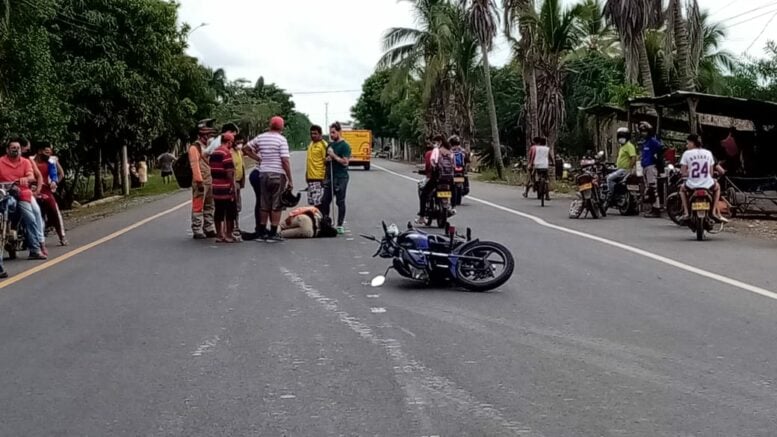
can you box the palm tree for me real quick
[573,0,619,58]
[379,0,453,137]
[462,0,505,178]
[533,0,586,154]
[665,0,694,91]
[504,0,540,152]
[447,5,481,149]
[689,3,735,93]
[604,0,662,96]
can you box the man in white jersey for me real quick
[524,137,553,200]
[679,134,727,223]
[246,116,294,241]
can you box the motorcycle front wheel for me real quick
[666,193,684,226]
[455,242,515,292]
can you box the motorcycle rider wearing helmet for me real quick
[679,134,728,223]
[606,128,637,206]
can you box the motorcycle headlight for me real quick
[563,163,572,170]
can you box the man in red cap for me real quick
[245,116,294,242]
[189,119,217,239]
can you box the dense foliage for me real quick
[353,0,777,170]
[0,0,309,203]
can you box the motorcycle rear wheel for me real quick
[455,242,515,292]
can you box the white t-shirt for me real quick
[680,148,715,189]
[430,146,440,165]
[247,132,290,175]
[533,145,550,169]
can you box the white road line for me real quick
[373,163,777,302]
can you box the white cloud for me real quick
[178,0,777,127]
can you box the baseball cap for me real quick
[270,116,285,131]
[221,132,235,143]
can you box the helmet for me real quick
[281,188,301,208]
[616,127,631,141]
[638,121,653,132]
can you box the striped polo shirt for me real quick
[247,131,289,175]
[209,146,235,201]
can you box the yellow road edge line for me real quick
[0,200,191,290]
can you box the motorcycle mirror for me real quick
[370,275,386,287]
[466,228,472,241]
[407,221,413,230]
[360,234,377,241]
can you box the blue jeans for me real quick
[607,169,629,200]
[16,201,42,254]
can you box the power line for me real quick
[723,6,777,29]
[746,10,777,52]
[720,2,777,24]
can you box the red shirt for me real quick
[209,146,235,201]
[0,156,34,202]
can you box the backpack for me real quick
[453,149,466,172]
[437,152,455,181]
[173,153,193,189]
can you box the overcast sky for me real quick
[178,0,777,128]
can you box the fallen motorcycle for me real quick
[362,222,514,292]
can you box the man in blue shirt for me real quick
[638,122,663,217]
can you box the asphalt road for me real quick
[0,153,776,436]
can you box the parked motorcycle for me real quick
[605,172,642,216]
[570,169,606,219]
[0,183,25,260]
[362,222,515,292]
[417,170,453,229]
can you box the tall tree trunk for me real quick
[638,39,656,96]
[93,146,104,200]
[523,63,539,153]
[672,2,694,91]
[481,46,504,178]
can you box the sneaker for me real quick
[712,214,730,224]
[39,244,48,258]
[59,238,69,247]
[679,214,690,223]
[193,233,208,240]
[265,232,284,242]
[336,226,345,235]
[28,252,47,260]
[0,271,8,279]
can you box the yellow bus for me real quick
[341,129,372,171]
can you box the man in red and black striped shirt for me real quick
[209,133,237,242]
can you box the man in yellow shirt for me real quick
[606,127,637,206]
[305,125,328,207]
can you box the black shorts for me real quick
[214,199,237,222]
[161,170,173,177]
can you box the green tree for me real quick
[351,70,395,139]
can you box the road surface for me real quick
[0,153,775,436]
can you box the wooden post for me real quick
[121,145,130,196]
[688,97,699,134]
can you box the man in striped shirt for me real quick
[246,116,294,242]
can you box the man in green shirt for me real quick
[320,122,352,234]
[606,127,637,205]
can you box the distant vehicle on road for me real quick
[341,129,372,171]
